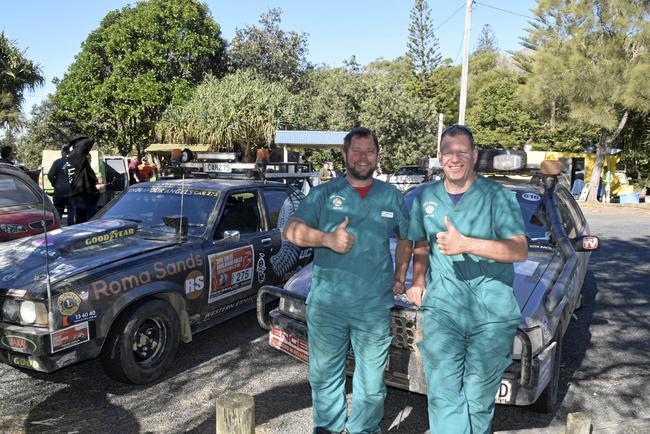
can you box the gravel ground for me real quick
[0,202,648,433]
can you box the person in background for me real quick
[138,157,157,182]
[0,146,15,165]
[318,162,332,183]
[284,127,412,434]
[128,156,141,185]
[66,136,100,224]
[406,125,527,434]
[327,161,337,179]
[48,144,75,225]
[255,145,270,173]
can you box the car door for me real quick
[259,187,311,285]
[201,188,275,317]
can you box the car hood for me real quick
[282,241,554,312]
[0,219,178,298]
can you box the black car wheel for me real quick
[101,299,180,384]
[531,325,564,413]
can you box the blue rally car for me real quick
[0,174,312,384]
[257,156,600,413]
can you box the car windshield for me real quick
[404,183,550,242]
[96,186,220,237]
[0,173,40,206]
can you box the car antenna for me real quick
[39,167,55,333]
[178,170,185,241]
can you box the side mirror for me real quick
[222,230,240,243]
[572,235,600,252]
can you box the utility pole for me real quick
[458,0,473,125]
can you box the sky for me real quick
[2,0,538,115]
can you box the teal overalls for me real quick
[408,176,525,434]
[294,177,409,434]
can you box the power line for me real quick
[434,1,467,32]
[474,1,535,20]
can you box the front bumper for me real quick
[265,305,557,407]
[0,322,101,373]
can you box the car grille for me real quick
[391,311,418,351]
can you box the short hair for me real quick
[1,146,13,159]
[343,127,379,154]
[440,125,475,150]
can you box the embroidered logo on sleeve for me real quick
[381,211,394,218]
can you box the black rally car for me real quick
[257,157,600,413]
[0,177,311,383]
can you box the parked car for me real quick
[0,175,311,384]
[0,163,60,242]
[257,157,600,413]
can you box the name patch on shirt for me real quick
[381,211,394,218]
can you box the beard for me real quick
[346,161,375,180]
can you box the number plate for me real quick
[203,162,232,173]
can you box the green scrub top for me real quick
[294,177,410,312]
[408,176,526,308]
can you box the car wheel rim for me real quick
[131,315,168,368]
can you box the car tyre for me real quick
[531,325,563,413]
[101,299,180,384]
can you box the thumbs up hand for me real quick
[326,216,356,254]
[436,216,467,256]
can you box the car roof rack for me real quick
[159,150,317,185]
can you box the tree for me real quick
[155,71,298,162]
[406,0,441,95]
[53,0,226,156]
[522,0,650,201]
[0,32,44,129]
[229,8,310,90]
[18,95,76,169]
[474,24,499,55]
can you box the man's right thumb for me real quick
[338,216,349,230]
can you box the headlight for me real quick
[0,223,26,234]
[20,301,49,325]
[279,297,306,321]
[2,299,19,321]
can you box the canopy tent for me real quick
[274,130,346,162]
[144,143,211,153]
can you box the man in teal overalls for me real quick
[284,127,412,434]
[406,125,528,434]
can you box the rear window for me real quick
[0,174,40,206]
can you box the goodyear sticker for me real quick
[10,355,40,370]
[83,227,135,246]
[57,292,81,316]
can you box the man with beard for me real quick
[406,125,527,434]
[284,127,412,434]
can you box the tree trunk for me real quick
[586,110,629,203]
[550,100,556,130]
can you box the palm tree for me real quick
[0,32,45,129]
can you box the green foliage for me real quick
[474,24,499,55]
[0,32,44,130]
[53,0,226,156]
[156,70,298,161]
[407,0,441,78]
[521,0,650,200]
[228,8,310,91]
[18,96,77,169]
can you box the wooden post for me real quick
[566,412,591,434]
[215,392,255,434]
